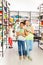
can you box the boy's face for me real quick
[20,23,24,28]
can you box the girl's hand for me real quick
[24,29,29,36]
[21,33,25,37]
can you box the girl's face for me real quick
[9,26,11,29]
[9,25,13,29]
[26,21,30,26]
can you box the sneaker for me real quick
[19,56,22,60]
[28,56,32,61]
[9,47,13,48]
[23,55,26,59]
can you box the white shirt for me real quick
[8,28,13,39]
[16,28,25,41]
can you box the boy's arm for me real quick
[16,32,21,36]
[21,29,26,37]
[16,32,25,37]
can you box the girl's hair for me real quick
[23,20,31,26]
[23,20,29,25]
[16,19,19,22]
[9,24,13,27]
[23,20,27,25]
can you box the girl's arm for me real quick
[28,26,35,34]
[24,29,29,36]
[21,32,25,37]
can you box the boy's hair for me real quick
[20,22,24,25]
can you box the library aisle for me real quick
[0,42,43,65]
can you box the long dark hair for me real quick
[23,20,31,26]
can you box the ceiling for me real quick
[7,0,43,11]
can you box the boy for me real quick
[16,22,25,60]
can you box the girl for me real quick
[24,20,34,61]
[8,24,13,48]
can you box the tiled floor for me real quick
[0,42,43,65]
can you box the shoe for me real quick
[28,56,32,61]
[11,47,13,48]
[9,47,13,48]
[23,55,26,59]
[19,56,22,60]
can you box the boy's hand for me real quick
[16,32,21,36]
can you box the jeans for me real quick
[18,40,25,56]
[26,40,33,56]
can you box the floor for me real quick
[0,42,43,65]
